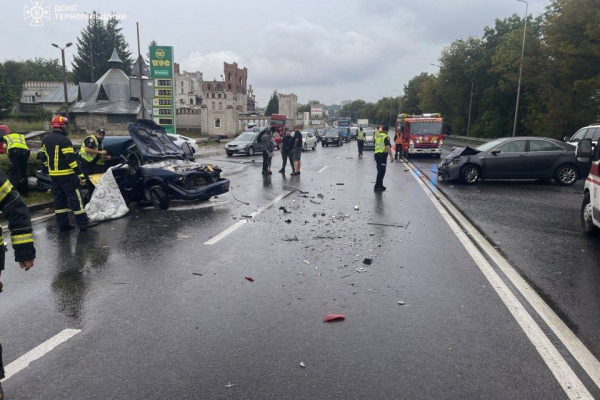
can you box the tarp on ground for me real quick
[85,167,129,222]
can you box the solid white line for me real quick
[317,166,328,173]
[404,161,593,399]
[204,191,292,245]
[410,162,600,390]
[1,328,81,382]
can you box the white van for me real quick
[565,123,600,147]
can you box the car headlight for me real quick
[439,140,444,147]
[409,139,415,148]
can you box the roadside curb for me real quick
[27,201,54,213]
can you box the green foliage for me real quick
[265,91,279,117]
[8,109,53,123]
[298,103,311,113]
[0,153,43,177]
[71,12,134,83]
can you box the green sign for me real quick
[150,45,175,133]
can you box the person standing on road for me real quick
[78,128,111,195]
[374,126,394,191]
[3,131,31,197]
[40,116,98,231]
[394,129,402,160]
[279,129,295,174]
[291,129,303,176]
[357,127,365,159]
[261,128,274,175]
[0,168,36,400]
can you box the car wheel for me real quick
[581,192,600,236]
[312,143,316,150]
[226,152,233,157]
[555,164,578,186]
[150,186,170,210]
[247,146,255,156]
[303,143,307,151]
[460,164,480,184]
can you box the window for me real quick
[584,127,598,139]
[529,140,563,152]
[190,98,194,105]
[224,94,226,99]
[211,93,215,99]
[97,86,109,101]
[228,73,231,81]
[218,93,221,99]
[571,129,588,142]
[215,119,221,128]
[591,128,600,141]
[180,99,184,104]
[219,102,222,110]
[228,84,232,90]
[23,95,36,103]
[212,102,215,110]
[495,140,526,153]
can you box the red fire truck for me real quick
[269,114,294,148]
[395,113,445,158]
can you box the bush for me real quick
[8,109,52,123]
[0,152,43,177]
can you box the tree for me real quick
[71,11,134,83]
[146,40,157,63]
[265,91,279,116]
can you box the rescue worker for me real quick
[78,128,111,194]
[0,169,36,399]
[394,128,402,160]
[40,116,98,231]
[357,127,365,159]
[3,131,30,196]
[374,125,394,191]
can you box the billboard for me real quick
[149,45,176,133]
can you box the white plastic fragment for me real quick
[300,362,306,368]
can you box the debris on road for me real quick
[405,221,411,230]
[192,273,203,276]
[310,199,321,204]
[177,233,190,240]
[113,282,130,285]
[300,362,306,368]
[341,274,352,279]
[363,258,373,265]
[225,383,235,389]
[354,205,359,210]
[323,314,345,323]
[398,301,405,305]
[304,260,310,264]
[245,276,255,282]
[282,236,300,242]
[356,267,367,273]
[285,219,292,224]
[336,183,345,185]
[367,222,402,228]
[279,206,291,214]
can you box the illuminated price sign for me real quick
[155,79,172,87]
[150,45,176,133]
[154,117,173,125]
[155,89,173,97]
[153,98,173,107]
[152,108,173,116]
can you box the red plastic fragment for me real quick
[323,314,345,323]
[245,277,254,282]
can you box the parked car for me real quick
[37,120,230,210]
[339,127,351,142]
[225,131,264,156]
[363,130,376,150]
[168,133,199,154]
[322,129,343,147]
[316,129,325,142]
[301,131,317,151]
[438,137,587,186]
[565,123,600,148]
[349,127,358,141]
[577,139,600,235]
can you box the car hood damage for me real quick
[128,120,185,160]
[141,159,222,175]
[446,146,480,159]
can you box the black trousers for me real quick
[0,342,4,380]
[8,149,30,196]
[262,152,272,172]
[357,140,364,155]
[51,175,90,228]
[281,151,294,172]
[375,153,388,189]
[395,143,402,159]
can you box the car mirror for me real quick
[491,149,501,155]
[563,136,570,142]
[576,138,592,160]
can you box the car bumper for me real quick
[323,139,340,144]
[409,147,443,154]
[363,142,375,150]
[167,178,230,201]
[437,163,461,181]
[225,147,249,154]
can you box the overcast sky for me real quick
[6,0,548,107]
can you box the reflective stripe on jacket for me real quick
[357,130,365,141]
[5,133,29,152]
[79,135,103,165]
[40,130,82,177]
[374,132,389,154]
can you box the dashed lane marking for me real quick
[1,329,81,382]
[317,166,328,173]
[403,159,594,399]
[204,191,292,245]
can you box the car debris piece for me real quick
[282,236,300,242]
[354,205,359,210]
[398,301,405,305]
[367,222,402,228]
[177,233,190,240]
[300,362,306,368]
[192,273,203,276]
[356,268,367,273]
[363,258,373,265]
[304,260,310,264]
[225,383,235,389]
[323,314,345,322]
[336,183,345,185]
[279,206,292,214]
[310,199,321,204]
[317,193,324,198]
[245,277,255,282]
[285,219,292,224]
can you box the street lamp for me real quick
[51,42,73,120]
[513,0,528,137]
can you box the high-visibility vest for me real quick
[357,130,365,141]
[79,135,104,165]
[5,133,29,152]
[374,131,389,154]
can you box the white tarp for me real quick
[85,167,129,222]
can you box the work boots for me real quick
[80,221,99,231]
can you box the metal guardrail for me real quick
[446,135,491,143]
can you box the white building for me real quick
[174,64,203,108]
[20,81,77,113]
[277,93,297,119]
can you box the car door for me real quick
[307,133,314,147]
[527,140,567,178]
[483,139,528,178]
[254,135,263,152]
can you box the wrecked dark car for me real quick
[438,137,585,186]
[37,120,230,210]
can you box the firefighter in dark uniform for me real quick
[373,125,394,191]
[78,128,110,193]
[0,169,36,399]
[3,132,30,196]
[40,116,98,231]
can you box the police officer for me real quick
[3,131,30,196]
[374,125,394,191]
[0,169,36,399]
[78,128,110,185]
[40,116,98,231]
[357,127,366,159]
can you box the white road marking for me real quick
[336,156,341,159]
[204,191,292,245]
[1,328,81,382]
[317,166,328,173]
[403,160,594,399]
[167,201,230,212]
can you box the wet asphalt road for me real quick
[0,140,597,399]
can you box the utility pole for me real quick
[52,42,73,119]
[84,12,94,81]
[513,0,528,137]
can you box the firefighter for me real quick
[374,125,394,191]
[394,128,402,160]
[0,169,36,399]
[40,116,98,231]
[3,131,30,196]
[78,128,111,193]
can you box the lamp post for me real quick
[513,0,528,137]
[51,42,73,119]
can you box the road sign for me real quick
[150,45,176,133]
